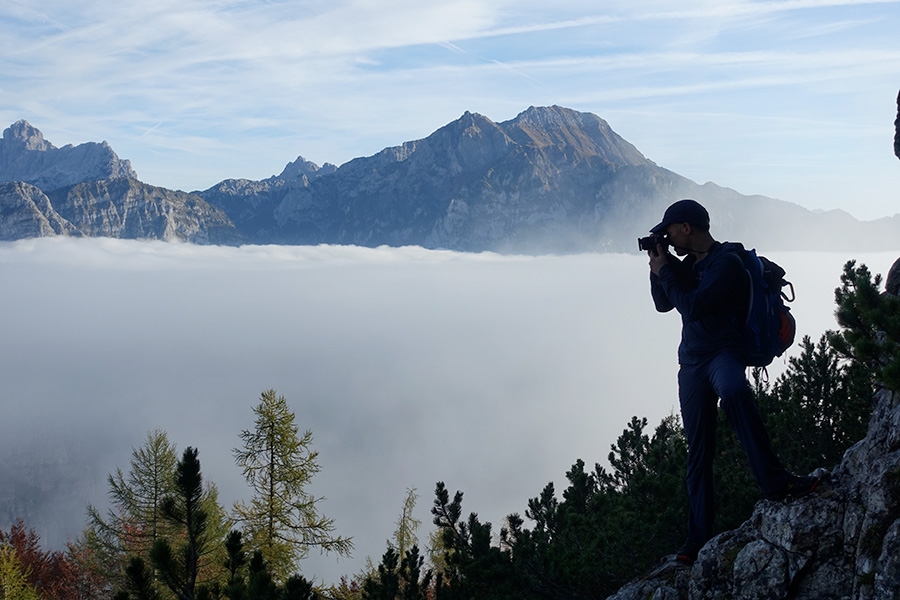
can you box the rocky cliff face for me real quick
[52,179,242,243]
[0,120,137,189]
[0,179,241,243]
[0,181,79,239]
[608,260,900,600]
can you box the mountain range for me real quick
[2,107,898,253]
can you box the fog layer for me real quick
[0,238,894,584]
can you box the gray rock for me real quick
[886,257,900,296]
[0,120,137,189]
[45,179,242,244]
[0,181,78,240]
[0,178,241,243]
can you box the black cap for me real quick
[650,199,709,234]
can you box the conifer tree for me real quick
[0,544,40,600]
[0,520,88,600]
[392,489,421,561]
[222,530,248,600]
[86,429,229,595]
[116,557,161,600]
[762,334,873,471]
[360,490,431,600]
[83,428,179,592]
[149,446,209,600]
[86,428,179,567]
[829,260,900,391]
[233,389,353,581]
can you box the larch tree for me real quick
[86,429,229,596]
[392,488,421,561]
[85,428,179,584]
[0,544,40,600]
[232,389,353,581]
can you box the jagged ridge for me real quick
[2,109,900,252]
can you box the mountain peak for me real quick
[3,120,54,152]
[499,105,649,167]
[0,120,137,189]
[277,155,337,180]
[514,105,587,126]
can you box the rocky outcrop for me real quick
[0,178,241,243]
[607,264,900,600]
[888,258,900,297]
[0,181,79,240]
[0,120,137,189]
[45,179,242,244]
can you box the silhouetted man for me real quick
[646,199,819,563]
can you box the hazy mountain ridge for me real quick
[1,108,898,252]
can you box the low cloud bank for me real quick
[0,238,894,583]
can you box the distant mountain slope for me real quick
[198,105,900,252]
[1,109,898,252]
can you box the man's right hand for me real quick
[649,244,669,275]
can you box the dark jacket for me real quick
[650,241,748,365]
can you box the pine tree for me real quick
[222,530,248,600]
[762,334,873,472]
[360,490,431,600]
[430,483,524,600]
[148,446,209,600]
[829,260,900,391]
[117,557,161,600]
[233,389,353,581]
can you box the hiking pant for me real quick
[678,350,791,544]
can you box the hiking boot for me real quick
[764,475,821,502]
[676,539,702,564]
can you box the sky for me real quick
[1,239,897,584]
[1,0,899,220]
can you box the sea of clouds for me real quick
[0,238,896,584]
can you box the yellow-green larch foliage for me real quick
[232,389,353,582]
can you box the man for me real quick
[646,199,819,563]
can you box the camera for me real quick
[638,234,669,255]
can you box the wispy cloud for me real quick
[1,0,898,216]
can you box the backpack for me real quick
[723,242,797,367]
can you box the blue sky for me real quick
[2,0,899,220]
